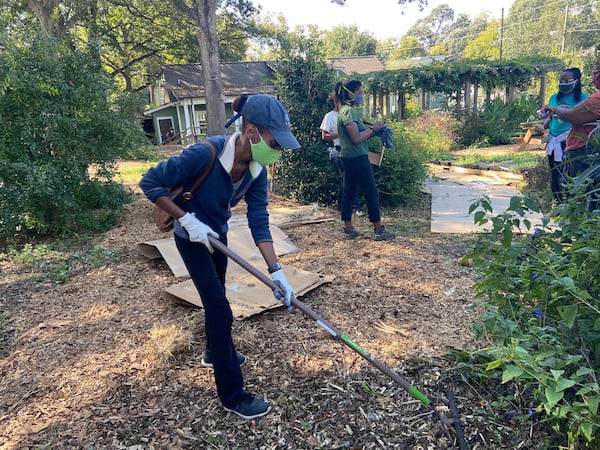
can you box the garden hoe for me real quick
[208,236,468,449]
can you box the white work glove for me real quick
[178,212,219,252]
[271,269,295,311]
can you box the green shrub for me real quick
[453,96,539,148]
[276,120,429,208]
[369,122,428,207]
[463,192,600,448]
[275,143,341,205]
[272,47,342,205]
[404,110,459,161]
[0,33,145,243]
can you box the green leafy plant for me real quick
[463,192,600,447]
[369,122,428,207]
[452,96,539,148]
[0,240,122,284]
[404,110,458,161]
[0,32,147,243]
[271,45,341,205]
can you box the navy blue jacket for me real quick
[139,134,272,244]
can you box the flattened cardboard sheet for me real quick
[139,215,335,319]
[139,224,299,278]
[163,265,334,319]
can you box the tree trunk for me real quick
[192,0,226,136]
[28,0,81,40]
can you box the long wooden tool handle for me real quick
[208,236,431,406]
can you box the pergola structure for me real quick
[363,59,565,121]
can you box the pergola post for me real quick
[385,94,391,120]
[539,74,547,109]
[398,93,406,120]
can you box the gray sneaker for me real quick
[224,397,272,420]
[201,350,247,368]
[374,225,395,241]
[344,228,363,240]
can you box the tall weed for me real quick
[404,110,458,161]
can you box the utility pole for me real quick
[560,2,569,57]
[499,8,504,60]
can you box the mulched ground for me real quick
[0,159,553,449]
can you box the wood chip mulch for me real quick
[0,182,551,449]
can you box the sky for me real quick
[255,0,516,41]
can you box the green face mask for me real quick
[250,130,282,166]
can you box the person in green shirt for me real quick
[335,79,395,241]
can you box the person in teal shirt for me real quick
[335,79,395,241]
[541,67,588,203]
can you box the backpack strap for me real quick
[181,140,218,201]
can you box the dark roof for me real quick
[160,57,386,101]
[327,56,384,75]
[162,61,277,100]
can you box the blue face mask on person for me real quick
[353,94,363,106]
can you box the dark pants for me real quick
[340,154,381,223]
[175,233,247,408]
[329,148,360,210]
[547,144,566,203]
[565,146,600,211]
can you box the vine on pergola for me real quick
[362,56,564,119]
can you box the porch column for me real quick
[183,100,192,143]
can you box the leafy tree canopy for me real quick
[321,25,378,57]
[501,0,597,59]
[464,19,501,60]
[405,4,455,51]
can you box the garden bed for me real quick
[0,175,556,448]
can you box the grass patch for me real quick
[451,151,542,170]
[385,192,432,237]
[431,149,544,172]
[0,239,124,284]
[116,161,158,184]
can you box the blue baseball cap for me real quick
[224,95,300,150]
